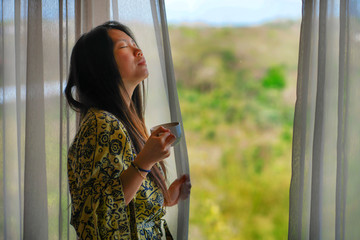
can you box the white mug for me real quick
[150,122,182,146]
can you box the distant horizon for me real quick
[165,0,302,27]
[166,17,301,28]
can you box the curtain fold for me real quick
[289,0,360,239]
[0,0,188,239]
[155,1,190,239]
[23,0,48,238]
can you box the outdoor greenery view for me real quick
[168,21,300,239]
[0,18,300,239]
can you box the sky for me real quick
[164,0,302,26]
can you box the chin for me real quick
[142,71,149,80]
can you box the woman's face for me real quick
[107,29,149,95]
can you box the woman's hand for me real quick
[134,126,176,170]
[166,174,191,207]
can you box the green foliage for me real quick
[169,21,300,239]
[262,66,286,89]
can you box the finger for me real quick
[165,133,176,145]
[183,180,191,189]
[182,191,191,199]
[182,180,191,191]
[171,177,188,194]
[181,188,191,197]
[177,174,189,184]
[158,131,171,140]
[182,174,190,182]
[178,174,187,183]
[151,126,170,136]
[180,182,191,200]
[186,179,191,188]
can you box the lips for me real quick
[137,58,147,65]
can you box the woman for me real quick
[65,21,191,240]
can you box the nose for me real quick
[136,49,143,57]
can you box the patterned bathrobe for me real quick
[68,108,173,239]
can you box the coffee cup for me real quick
[150,122,182,146]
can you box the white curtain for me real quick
[288,0,360,239]
[0,0,189,239]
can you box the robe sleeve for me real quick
[68,110,137,240]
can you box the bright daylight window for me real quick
[165,0,302,239]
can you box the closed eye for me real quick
[116,39,129,49]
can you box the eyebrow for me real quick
[116,38,136,44]
[116,39,127,43]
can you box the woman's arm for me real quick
[119,163,149,205]
[120,126,176,205]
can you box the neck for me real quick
[120,87,134,108]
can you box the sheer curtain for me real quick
[0,0,189,239]
[288,0,360,239]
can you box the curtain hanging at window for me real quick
[288,0,360,239]
[0,0,189,239]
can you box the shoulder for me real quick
[85,108,122,127]
[71,108,135,157]
[87,108,118,122]
[83,108,128,137]
[87,108,133,153]
[71,108,130,149]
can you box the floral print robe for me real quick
[68,108,172,239]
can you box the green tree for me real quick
[261,66,286,89]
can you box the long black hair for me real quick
[65,21,170,203]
